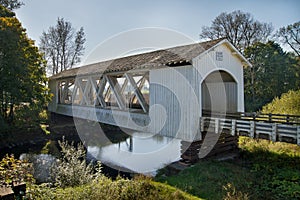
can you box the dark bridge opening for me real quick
[202,70,237,115]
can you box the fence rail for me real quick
[200,116,300,146]
[202,110,300,125]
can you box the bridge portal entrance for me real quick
[201,70,237,114]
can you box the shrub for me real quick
[0,154,34,187]
[50,139,102,188]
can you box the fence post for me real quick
[271,124,277,142]
[297,126,300,146]
[200,117,204,132]
[231,119,236,136]
[268,113,272,122]
[250,121,255,138]
[215,118,219,134]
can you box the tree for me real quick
[275,21,300,57]
[0,0,23,10]
[39,18,86,75]
[244,41,298,111]
[200,10,273,52]
[0,5,49,126]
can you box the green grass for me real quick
[156,160,251,199]
[156,137,300,200]
[27,176,201,200]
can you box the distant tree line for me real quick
[200,10,299,112]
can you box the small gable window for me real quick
[216,51,223,61]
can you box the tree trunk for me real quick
[8,103,14,123]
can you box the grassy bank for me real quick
[27,176,201,200]
[156,137,300,200]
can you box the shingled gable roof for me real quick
[50,38,250,80]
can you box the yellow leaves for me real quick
[262,90,300,115]
[0,16,22,36]
[0,155,34,187]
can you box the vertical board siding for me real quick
[149,43,244,141]
[150,66,201,141]
[202,82,237,113]
[225,82,238,112]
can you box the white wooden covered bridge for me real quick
[48,38,300,150]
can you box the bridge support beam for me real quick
[180,132,238,165]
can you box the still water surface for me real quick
[88,132,182,174]
[18,131,183,182]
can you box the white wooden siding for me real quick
[193,43,244,113]
[149,65,201,141]
[149,43,244,141]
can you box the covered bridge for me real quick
[48,38,251,142]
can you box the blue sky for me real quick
[15,0,300,60]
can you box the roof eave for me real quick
[192,39,252,68]
[220,39,252,67]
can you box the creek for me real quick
[1,119,182,183]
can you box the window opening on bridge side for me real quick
[71,78,88,105]
[57,72,149,113]
[124,73,149,112]
[58,79,75,104]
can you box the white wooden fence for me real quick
[200,117,300,145]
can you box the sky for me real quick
[15,0,300,63]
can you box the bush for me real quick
[0,154,34,187]
[0,115,10,133]
[50,139,102,188]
